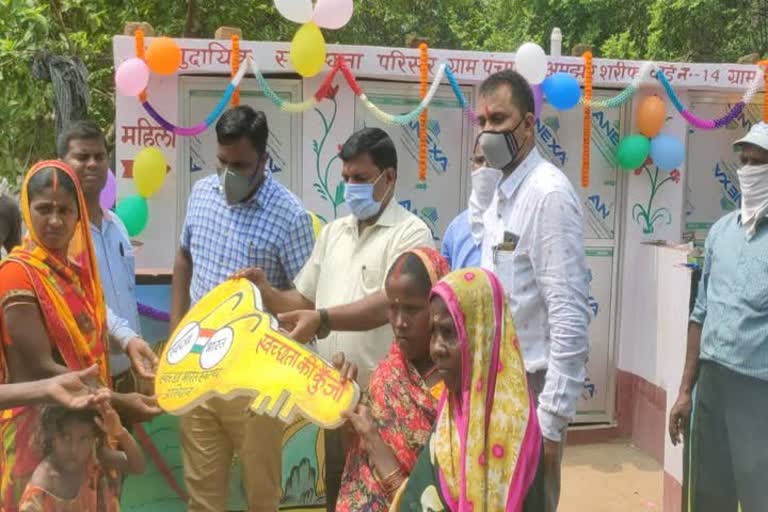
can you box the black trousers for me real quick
[688,361,768,512]
[324,428,345,512]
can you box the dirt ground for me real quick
[560,440,663,512]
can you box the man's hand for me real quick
[669,391,693,446]
[231,267,268,289]
[44,365,108,409]
[114,392,163,423]
[331,352,358,383]
[278,310,321,344]
[125,338,158,379]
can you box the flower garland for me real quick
[579,61,654,109]
[655,65,764,130]
[445,66,478,125]
[340,60,447,125]
[231,34,241,107]
[762,60,768,122]
[582,52,593,188]
[418,43,429,188]
[138,302,170,322]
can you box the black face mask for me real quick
[474,117,526,170]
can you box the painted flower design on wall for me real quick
[312,84,344,220]
[632,159,681,235]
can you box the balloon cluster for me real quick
[115,148,169,237]
[617,96,684,172]
[514,42,582,114]
[275,0,354,78]
[115,37,182,96]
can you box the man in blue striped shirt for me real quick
[669,122,768,512]
[171,106,314,512]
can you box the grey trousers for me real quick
[689,361,768,512]
[528,370,565,512]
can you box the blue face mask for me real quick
[344,172,388,220]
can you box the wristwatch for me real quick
[317,308,331,340]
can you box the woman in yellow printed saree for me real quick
[0,161,156,511]
[389,268,544,511]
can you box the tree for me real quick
[1,0,766,187]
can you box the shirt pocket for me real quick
[360,265,383,296]
[494,249,517,296]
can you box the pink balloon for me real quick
[115,58,150,97]
[533,83,543,119]
[312,0,354,29]
[100,170,117,210]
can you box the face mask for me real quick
[736,163,768,238]
[475,118,526,170]
[218,167,258,205]
[344,172,389,220]
[468,166,503,243]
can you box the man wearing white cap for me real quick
[669,121,768,512]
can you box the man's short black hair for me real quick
[216,106,269,154]
[479,69,536,117]
[339,128,397,172]
[56,120,107,158]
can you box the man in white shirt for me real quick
[240,127,434,510]
[474,69,591,512]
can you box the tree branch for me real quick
[183,0,198,38]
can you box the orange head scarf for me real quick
[7,160,109,384]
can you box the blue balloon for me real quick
[542,72,582,110]
[650,134,685,171]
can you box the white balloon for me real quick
[514,42,548,85]
[312,0,354,29]
[274,0,313,23]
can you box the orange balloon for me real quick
[145,37,182,75]
[636,96,666,138]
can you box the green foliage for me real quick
[0,0,766,187]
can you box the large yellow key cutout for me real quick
[157,279,359,429]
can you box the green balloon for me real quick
[617,134,651,171]
[115,195,149,237]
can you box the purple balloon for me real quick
[532,84,543,119]
[100,170,117,210]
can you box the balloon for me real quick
[290,22,327,78]
[274,0,313,23]
[115,58,149,96]
[617,135,651,171]
[133,147,167,198]
[99,170,117,210]
[115,195,149,237]
[312,0,354,29]
[650,134,685,172]
[532,83,543,119]
[636,96,666,138]
[541,72,582,110]
[145,37,182,75]
[515,42,548,85]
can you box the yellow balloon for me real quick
[133,147,167,198]
[290,22,327,78]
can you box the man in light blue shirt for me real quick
[669,122,768,512]
[59,121,158,392]
[441,209,480,270]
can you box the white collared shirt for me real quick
[481,148,590,441]
[294,198,434,385]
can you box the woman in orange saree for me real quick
[0,161,154,511]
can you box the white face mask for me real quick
[468,166,502,243]
[737,163,768,239]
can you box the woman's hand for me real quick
[342,404,378,450]
[331,352,359,383]
[43,365,107,409]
